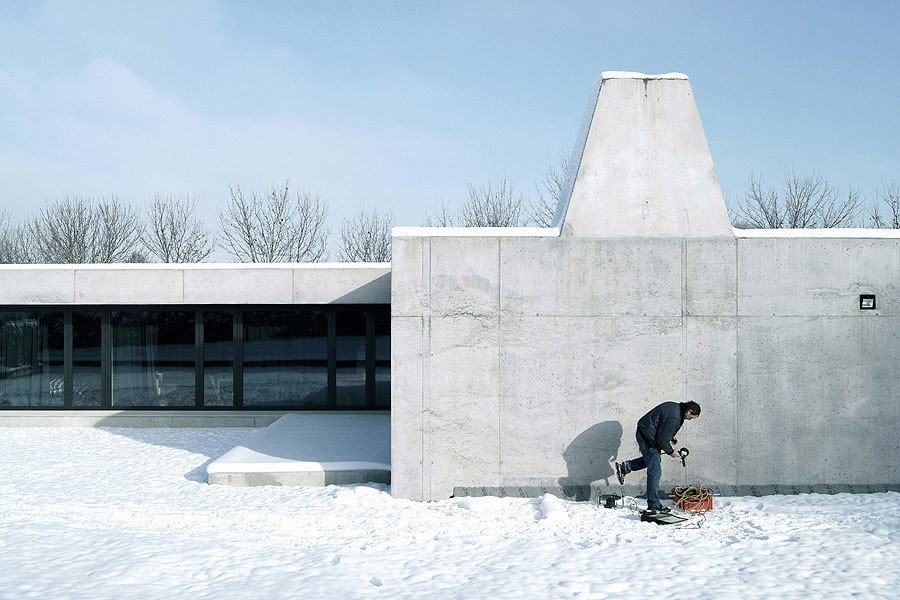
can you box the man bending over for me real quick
[615,401,701,513]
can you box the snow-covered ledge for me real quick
[734,227,900,238]
[392,226,560,237]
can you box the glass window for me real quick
[204,311,233,407]
[335,311,367,407]
[72,311,102,408]
[0,304,390,411]
[111,310,195,407]
[0,311,64,407]
[243,310,327,408]
[374,310,391,408]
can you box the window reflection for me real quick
[111,310,195,407]
[374,311,391,408]
[72,311,102,407]
[0,311,64,407]
[336,311,367,407]
[204,311,233,407]
[243,310,327,408]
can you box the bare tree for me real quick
[0,211,26,263]
[724,191,753,229]
[143,193,214,262]
[728,174,782,228]
[96,198,145,262]
[730,170,862,229]
[531,153,571,227]
[869,180,900,229]
[423,178,529,227]
[423,200,457,227]
[460,177,527,227]
[22,196,143,263]
[218,181,329,262]
[124,250,149,263]
[339,206,394,262]
[21,197,94,263]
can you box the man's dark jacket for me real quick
[637,401,685,455]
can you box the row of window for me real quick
[0,305,389,410]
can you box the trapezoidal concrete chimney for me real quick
[556,71,733,238]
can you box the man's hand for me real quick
[668,450,680,458]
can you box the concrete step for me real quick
[0,410,287,428]
[207,412,390,487]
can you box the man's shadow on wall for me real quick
[559,421,623,501]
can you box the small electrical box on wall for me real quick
[859,294,876,310]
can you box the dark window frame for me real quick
[0,304,390,411]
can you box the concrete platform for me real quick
[206,412,391,487]
[0,410,288,428]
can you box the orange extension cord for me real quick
[671,485,714,513]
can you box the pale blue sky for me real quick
[1,0,898,246]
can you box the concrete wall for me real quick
[390,230,900,500]
[0,263,391,305]
[735,233,900,487]
[389,72,900,500]
[390,233,727,499]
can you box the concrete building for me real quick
[389,72,900,501]
[1,72,898,501]
[0,263,391,423]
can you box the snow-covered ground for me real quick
[0,427,897,599]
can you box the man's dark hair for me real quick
[681,401,701,416]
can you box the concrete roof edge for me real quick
[600,71,689,80]
[734,227,900,239]
[392,226,561,238]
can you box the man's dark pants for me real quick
[625,431,663,508]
